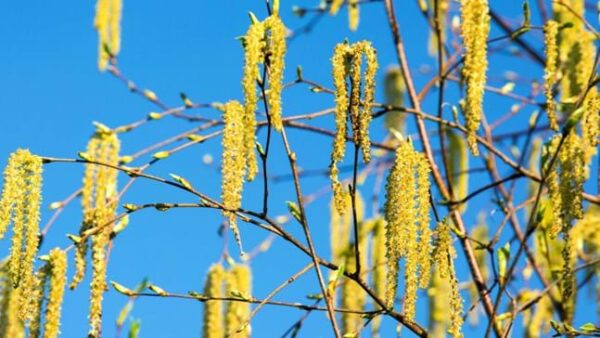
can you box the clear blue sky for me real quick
[0,1,598,337]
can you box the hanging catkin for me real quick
[225,264,252,337]
[76,129,120,338]
[0,264,24,338]
[330,41,378,214]
[460,0,490,155]
[220,101,247,254]
[383,140,432,320]
[433,219,463,337]
[543,20,559,131]
[94,0,122,70]
[203,264,225,338]
[0,149,43,322]
[241,13,287,153]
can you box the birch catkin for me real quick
[44,248,67,338]
[0,149,43,322]
[543,20,559,131]
[225,264,252,337]
[0,265,24,338]
[434,219,463,337]
[94,0,122,70]
[78,130,120,337]
[330,41,378,214]
[460,0,490,155]
[371,218,386,338]
[221,101,246,254]
[242,13,287,142]
[203,264,225,338]
[383,140,432,319]
[73,131,120,290]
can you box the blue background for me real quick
[0,1,598,337]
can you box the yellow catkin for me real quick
[330,41,378,214]
[546,131,585,237]
[447,129,469,212]
[348,0,359,31]
[225,264,252,337]
[383,140,432,318]
[73,131,120,290]
[554,0,591,106]
[384,141,415,308]
[29,266,48,338]
[330,0,344,15]
[355,41,377,163]
[0,266,25,338]
[434,219,464,337]
[94,0,122,70]
[203,264,225,338]
[263,16,287,132]
[330,190,364,311]
[332,43,352,166]
[416,153,432,288]
[383,66,407,135]
[221,101,247,254]
[560,230,576,322]
[0,150,43,322]
[582,91,600,163]
[88,208,114,338]
[241,14,287,178]
[543,20,559,131]
[329,188,350,266]
[371,218,386,338]
[44,249,67,338]
[427,0,449,57]
[428,269,451,338]
[460,0,490,156]
[341,240,367,336]
[79,131,120,338]
[241,21,264,182]
[526,293,553,338]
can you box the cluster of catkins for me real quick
[0,150,68,338]
[540,0,600,323]
[202,263,252,338]
[327,139,464,337]
[330,40,378,216]
[220,10,287,254]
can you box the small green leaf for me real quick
[119,156,134,164]
[148,284,168,296]
[147,112,162,120]
[128,319,141,338]
[78,152,92,161]
[67,234,82,244]
[111,281,135,296]
[169,173,193,190]
[579,322,600,332]
[498,242,511,287]
[187,134,205,143]
[180,92,193,108]
[112,215,129,236]
[49,201,63,210]
[286,201,302,223]
[143,90,158,102]
[117,302,133,327]
[248,11,260,25]
[152,151,170,160]
[123,204,139,212]
[296,65,303,80]
[154,203,172,212]
[522,1,530,27]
